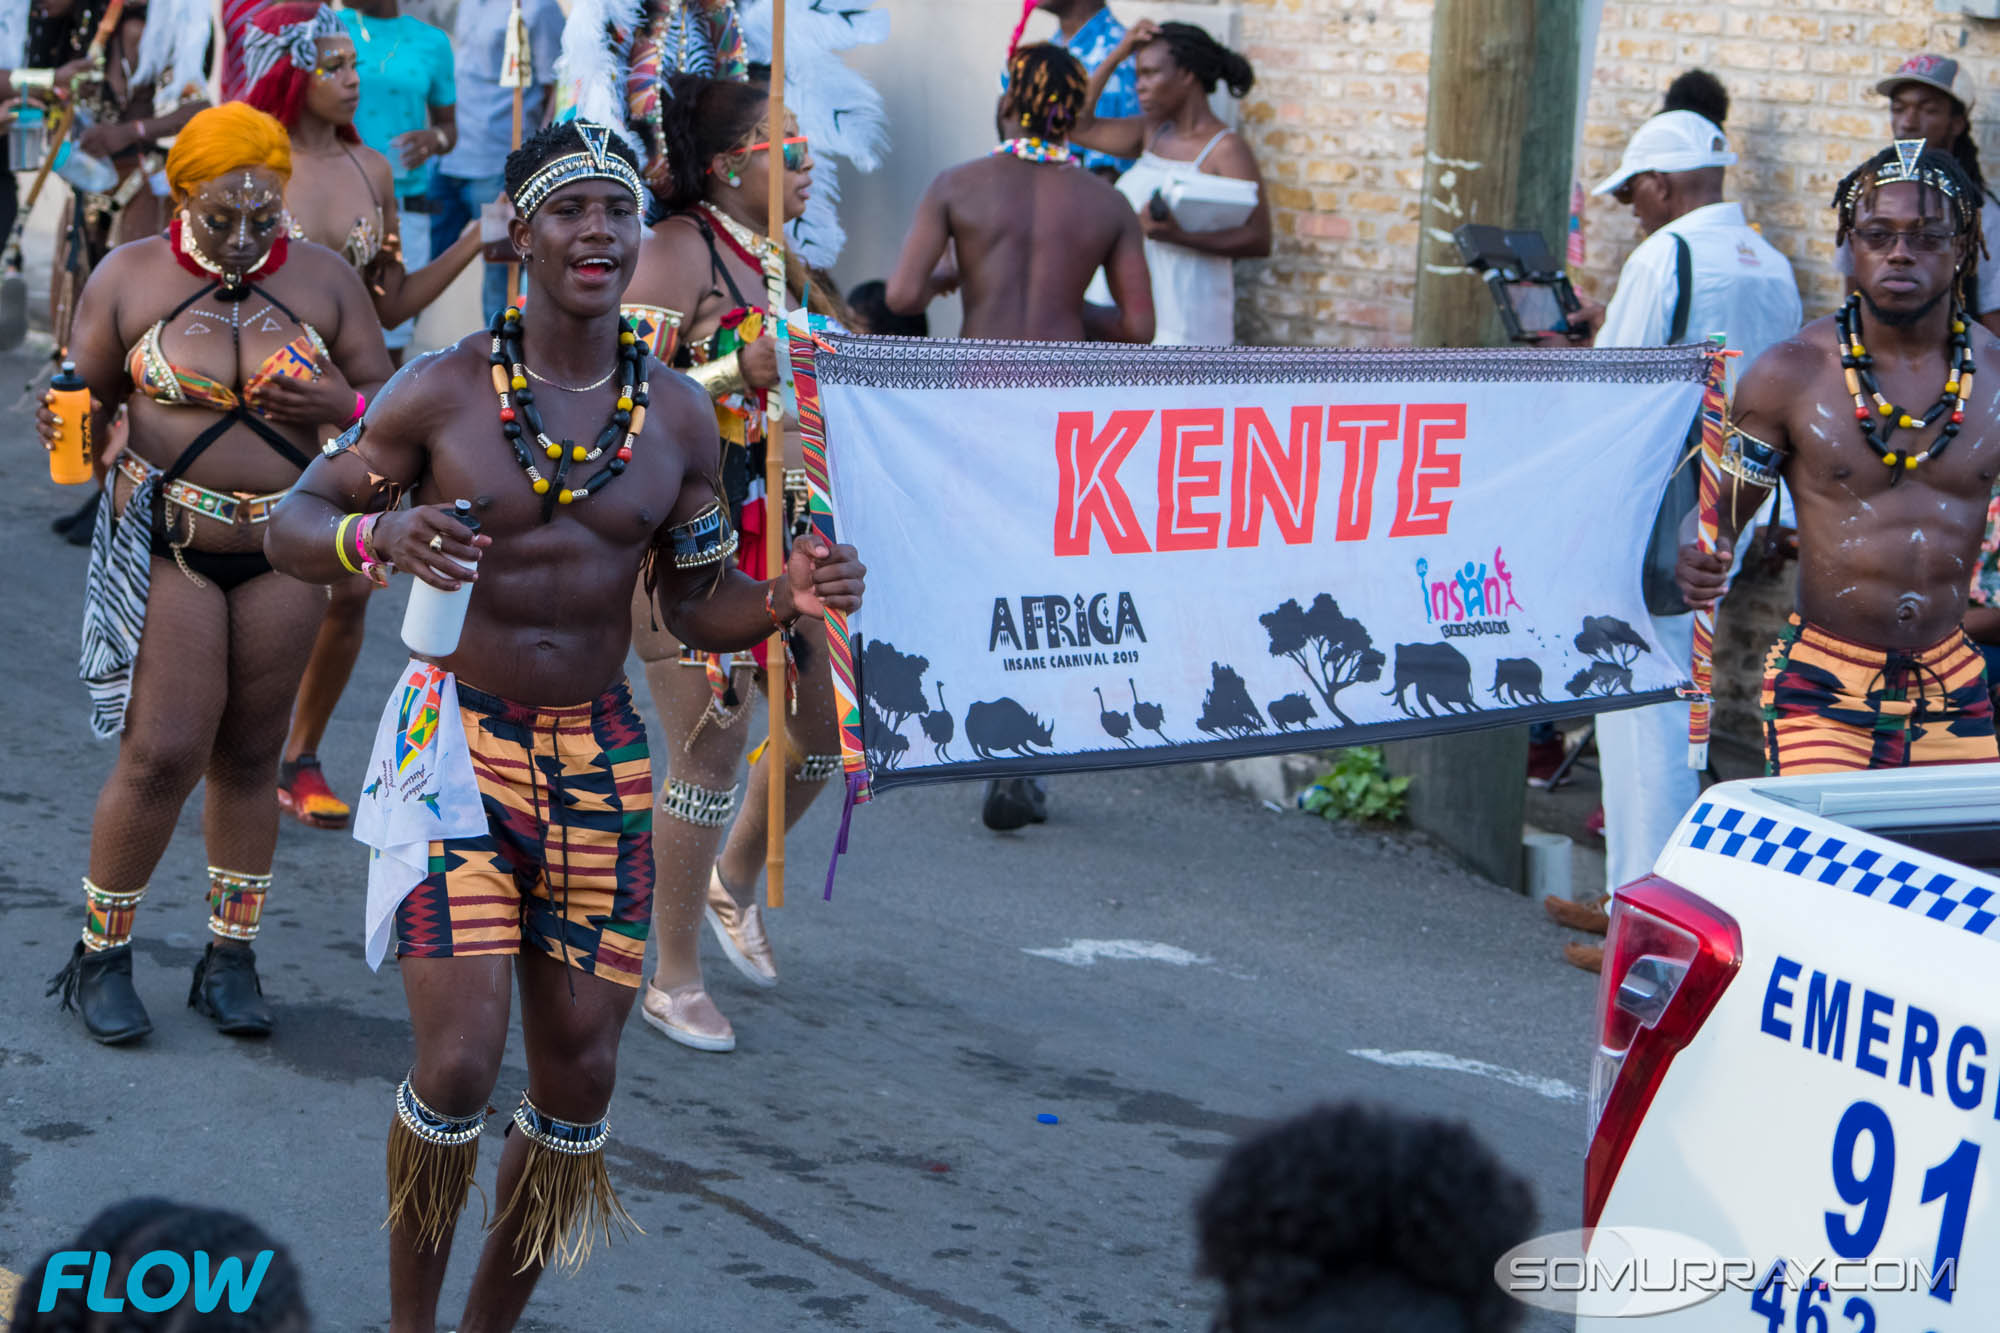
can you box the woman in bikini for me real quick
[240,2,484,831]
[616,74,847,1051]
[40,102,395,1045]
[1070,19,1270,346]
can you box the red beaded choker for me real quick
[169,215,288,292]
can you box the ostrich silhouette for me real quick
[918,681,955,761]
[1094,686,1136,747]
[1129,677,1168,743]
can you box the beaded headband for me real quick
[511,122,645,222]
[1839,138,1968,215]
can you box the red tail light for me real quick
[1583,875,1742,1228]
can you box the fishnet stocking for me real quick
[80,552,324,944]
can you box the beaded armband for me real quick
[1719,426,1784,489]
[668,501,739,570]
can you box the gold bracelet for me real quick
[686,350,748,400]
[14,68,54,91]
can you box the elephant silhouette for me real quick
[1490,658,1547,706]
[1384,642,1478,717]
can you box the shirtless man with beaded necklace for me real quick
[1678,141,2000,774]
[265,120,865,1331]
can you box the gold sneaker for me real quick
[706,865,778,989]
[639,981,735,1052]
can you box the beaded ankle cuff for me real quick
[794,754,842,783]
[660,779,738,827]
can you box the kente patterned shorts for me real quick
[394,679,653,987]
[1760,614,1999,775]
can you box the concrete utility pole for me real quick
[1386,0,1582,892]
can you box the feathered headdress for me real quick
[741,0,889,267]
[131,0,216,108]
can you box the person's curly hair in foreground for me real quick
[1195,1102,1537,1333]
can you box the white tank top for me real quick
[1113,128,1237,346]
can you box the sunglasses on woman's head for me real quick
[740,136,810,172]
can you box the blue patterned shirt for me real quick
[1004,6,1141,176]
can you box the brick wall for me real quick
[1232,0,1433,347]
[1227,1,2000,345]
[1574,2,2000,316]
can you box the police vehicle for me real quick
[1583,766,2000,1330]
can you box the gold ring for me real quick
[428,534,444,552]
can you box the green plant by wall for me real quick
[1298,746,1411,825]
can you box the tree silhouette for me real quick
[1197,663,1266,739]
[861,637,932,738]
[1261,593,1385,725]
[1574,615,1651,668]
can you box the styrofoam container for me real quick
[1164,176,1260,232]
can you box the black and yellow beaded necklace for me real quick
[490,306,650,519]
[1836,292,1974,482]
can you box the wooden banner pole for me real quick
[763,0,789,909]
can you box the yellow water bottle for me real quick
[47,360,93,486]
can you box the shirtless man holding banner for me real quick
[1678,141,2000,775]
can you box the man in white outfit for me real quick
[1550,111,1803,972]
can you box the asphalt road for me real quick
[0,342,1592,1331]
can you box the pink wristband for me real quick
[350,391,366,424]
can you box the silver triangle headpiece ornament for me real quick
[1842,137,1965,210]
[510,121,646,221]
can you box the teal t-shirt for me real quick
[337,8,455,198]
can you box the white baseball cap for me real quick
[1592,111,1738,196]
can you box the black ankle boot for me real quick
[47,941,153,1045]
[189,942,274,1037]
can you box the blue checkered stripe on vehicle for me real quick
[1680,802,2000,938]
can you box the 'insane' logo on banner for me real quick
[1418,549,1524,638]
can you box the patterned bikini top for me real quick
[129,313,327,413]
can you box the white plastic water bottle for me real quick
[400,500,480,657]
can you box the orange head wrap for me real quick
[164,103,293,208]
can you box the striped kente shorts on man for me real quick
[393,678,653,987]
[1760,614,1999,775]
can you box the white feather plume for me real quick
[0,1,26,72]
[557,0,646,135]
[740,0,889,268]
[131,0,215,106]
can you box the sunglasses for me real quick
[1851,225,1959,254]
[1611,171,1658,206]
[740,136,810,172]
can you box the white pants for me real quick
[1596,612,1699,898]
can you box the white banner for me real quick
[817,338,1708,790]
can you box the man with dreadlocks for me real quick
[1875,55,2000,336]
[1678,142,2000,776]
[265,119,865,1327]
[887,39,1150,832]
[886,41,1152,343]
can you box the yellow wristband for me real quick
[334,513,362,574]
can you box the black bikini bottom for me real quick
[150,530,275,593]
